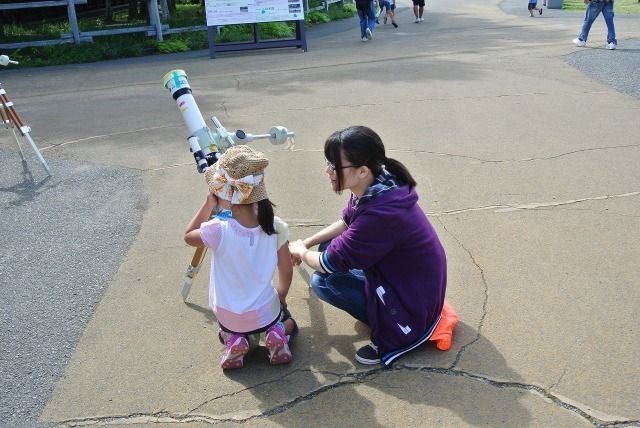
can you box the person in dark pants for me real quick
[355,0,376,41]
[413,0,425,23]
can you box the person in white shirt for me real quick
[184,145,296,369]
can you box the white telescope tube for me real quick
[163,70,219,171]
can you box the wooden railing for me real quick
[0,0,164,49]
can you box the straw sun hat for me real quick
[204,145,269,204]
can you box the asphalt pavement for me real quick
[0,150,145,428]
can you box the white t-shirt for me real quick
[200,216,289,333]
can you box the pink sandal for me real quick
[265,323,292,365]
[220,334,250,369]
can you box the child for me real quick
[528,0,543,16]
[376,0,398,28]
[184,145,296,369]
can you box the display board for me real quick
[204,0,307,58]
[205,0,304,26]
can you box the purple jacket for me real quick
[326,185,447,363]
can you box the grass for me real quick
[1,1,356,67]
[563,0,640,13]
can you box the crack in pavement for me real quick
[426,191,640,217]
[547,366,569,391]
[53,366,638,427]
[185,368,342,416]
[95,141,640,174]
[290,191,640,227]
[38,125,178,151]
[36,95,636,156]
[389,143,640,164]
[436,218,490,371]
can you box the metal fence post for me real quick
[148,0,164,41]
[66,0,81,44]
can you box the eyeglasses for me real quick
[326,160,359,172]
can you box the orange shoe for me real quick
[429,300,458,351]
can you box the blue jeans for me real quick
[578,1,616,44]
[357,1,376,39]
[311,269,369,325]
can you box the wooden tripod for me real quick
[181,246,208,302]
[0,82,52,175]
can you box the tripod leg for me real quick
[181,246,208,302]
[11,127,27,163]
[1,87,52,175]
[23,130,51,175]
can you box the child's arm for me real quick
[276,242,294,304]
[184,193,218,247]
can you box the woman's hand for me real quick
[288,240,308,264]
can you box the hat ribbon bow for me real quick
[211,168,263,203]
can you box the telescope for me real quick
[163,69,295,301]
[162,69,294,174]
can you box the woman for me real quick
[289,126,447,366]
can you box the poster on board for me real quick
[205,0,304,26]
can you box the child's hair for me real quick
[257,199,276,235]
[324,125,416,193]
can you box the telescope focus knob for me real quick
[0,55,19,66]
[269,126,290,145]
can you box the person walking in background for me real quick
[356,0,377,41]
[528,0,543,16]
[573,0,617,49]
[376,0,399,28]
[413,0,425,23]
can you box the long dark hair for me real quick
[324,125,416,193]
[257,199,276,235]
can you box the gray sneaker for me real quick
[606,42,617,50]
[365,28,373,40]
